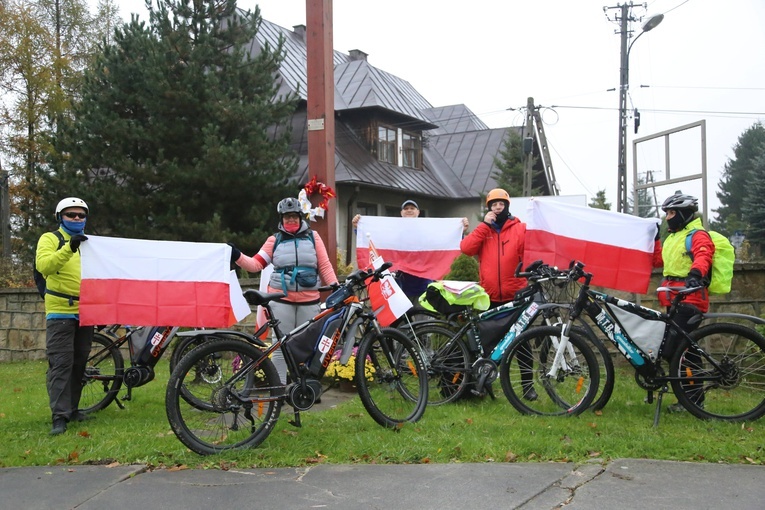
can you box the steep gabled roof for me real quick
[334,60,437,130]
[423,104,490,135]
[429,128,519,195]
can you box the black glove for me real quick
[654,223,661,241]
[685,268,704,289]
[69,234,88,252]
[227,242,241,264]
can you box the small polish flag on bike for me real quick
[367,237,412,327]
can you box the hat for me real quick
[401,199,419,209]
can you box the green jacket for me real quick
[35,229,81,314]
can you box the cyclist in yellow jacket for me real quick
[35,197,94,435]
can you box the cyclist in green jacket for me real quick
[35,197,94,435]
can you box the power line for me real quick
[549,104,765,116]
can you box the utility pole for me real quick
[614,2,631,213]
[605,2,663,213]
[305,0,336,270]
[521,97,558,197]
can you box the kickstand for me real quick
[115,397,125,410]
[288,409,302,428]
[652,385,668,428]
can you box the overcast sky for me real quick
[95,0,765,216]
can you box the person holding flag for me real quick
[229,197,338,383]
[353,199,468,299]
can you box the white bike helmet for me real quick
[55,197,89,221]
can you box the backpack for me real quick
[33,230,66,299]
[686,229,735,295]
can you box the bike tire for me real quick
[168,334,208,373]
[571,321,615,411]
[671,322,765,422]
[355,327,428,428]
[399,323,473,405]
[499,325,600,416]
[79,332,124,413]
[165,338,282,455]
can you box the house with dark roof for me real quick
[250,19,552,261]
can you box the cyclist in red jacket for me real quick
[461,188,534,400]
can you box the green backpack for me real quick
[685,229,735,295]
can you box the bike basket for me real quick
[605,303,666,359]
[285,309,345,377]
[476,306,525,354]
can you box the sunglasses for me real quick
[62,212,87,219]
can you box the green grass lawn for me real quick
[0,358,762,469]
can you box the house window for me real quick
[377,126,397,164]
[402,131,421,169]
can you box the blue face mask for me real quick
[62,219,86,234]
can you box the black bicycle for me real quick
[165,262,429,455]
[545,261,765,425]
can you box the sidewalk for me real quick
[2,459,764,510]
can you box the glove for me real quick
[685,268,704,289]
[654,223,661,241]
[69,234,88,252]
[227,242,241,264]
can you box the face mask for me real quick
[283,222,300,234]
[666,210,691,232]
[62,219,86,234]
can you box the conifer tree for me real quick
[50,0,298,251]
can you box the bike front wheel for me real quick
[671,322,765,422]
[499,325,599,416]
[355,327,428,428]
[165,338,282,455]
[80,332,124,413]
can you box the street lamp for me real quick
[615,7,664,213]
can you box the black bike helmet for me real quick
[661,191,698,212]
[276,197,301,215]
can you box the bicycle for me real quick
[398,262,606,416]
[543,260,765,425]
[81,324,243,413]
[164,261,429,455]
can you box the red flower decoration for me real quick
[304,175,336,211]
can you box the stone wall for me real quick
[2,265,764,362]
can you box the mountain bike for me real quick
[165,261,429,455]
[545,260,765,425]
[81,324,238,413]
[398,262,606,416]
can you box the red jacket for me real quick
[460,217,526,303]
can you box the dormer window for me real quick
[375,123,422,169]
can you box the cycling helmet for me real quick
[661,191,698,212]
[485,188,511,207]
[55,197,88,220]
[276,197,301,215]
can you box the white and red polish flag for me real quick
[366,238,413,327]
[523,200,658,294]
[355,217,463,280]
[79,236,250,327]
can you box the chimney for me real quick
[293,25,306,42]
[348,49,368,62]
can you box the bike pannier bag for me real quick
[286,309,344,377]
[476,306,525,355]
[604,303,666,360]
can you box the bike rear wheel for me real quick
[500,325,599,416]
[80,332,124,413]
[355,327,428,428]
[671,322,765,422]
[165,338,282,455]
[401,323,472,405]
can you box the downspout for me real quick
[345,186,360,266]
